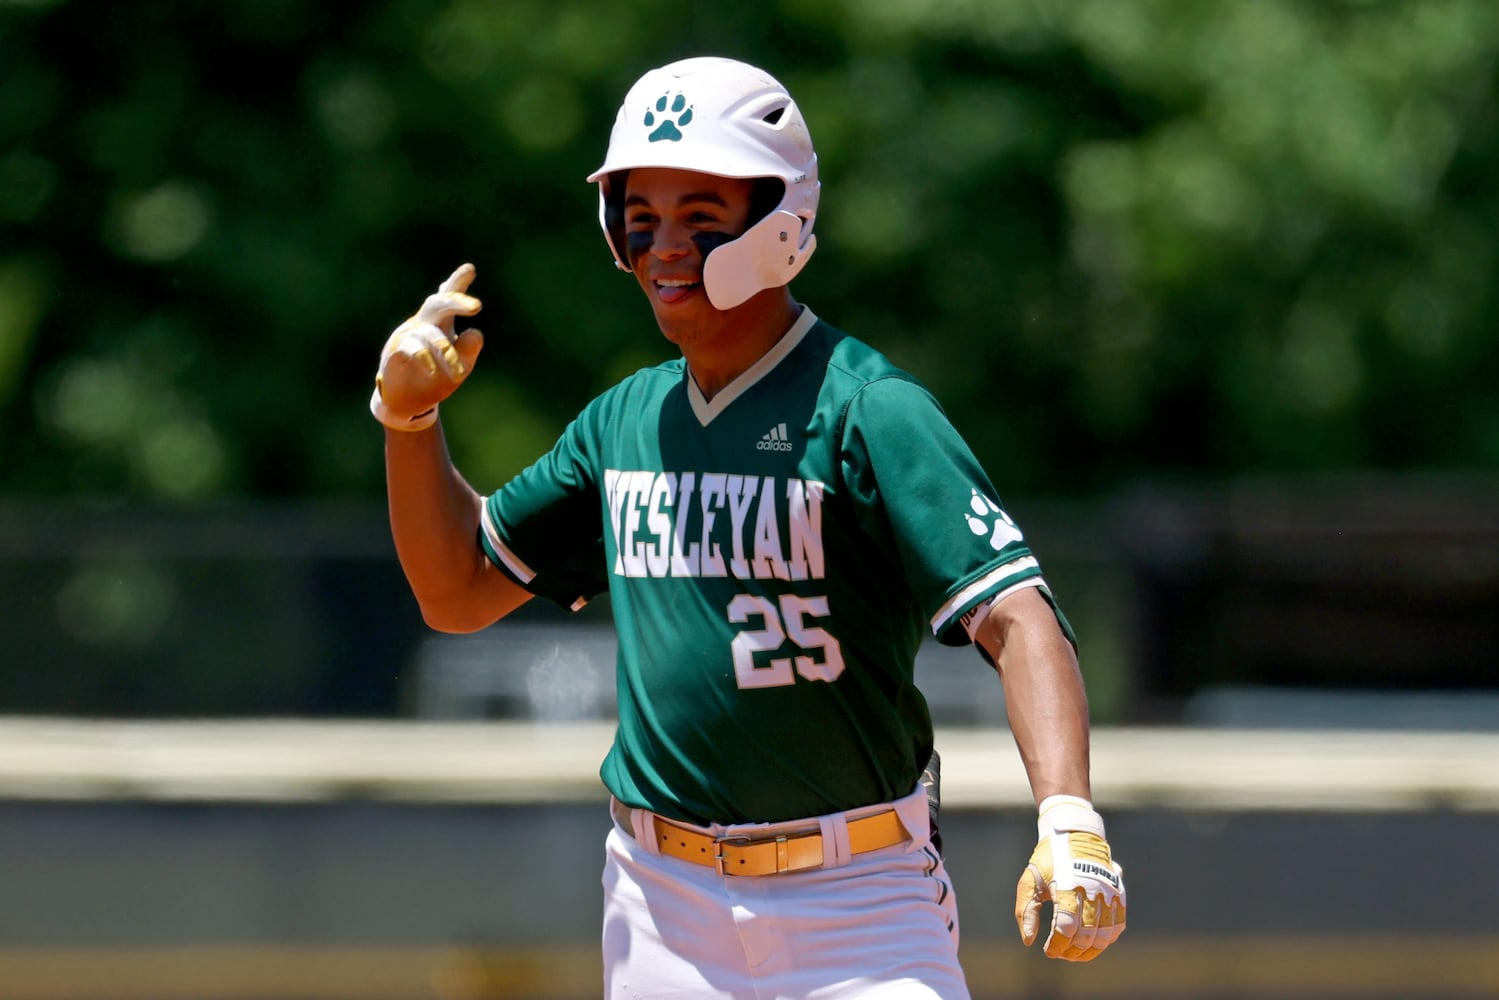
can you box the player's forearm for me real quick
[978,589,1093,804]
[383,422,507,631]
[1001,648,1093,805]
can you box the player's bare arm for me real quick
[974,586,1091,804]
[384,425,532,632]
[376,264,533,633]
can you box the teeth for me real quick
[657,279,698,287]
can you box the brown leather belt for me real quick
[612,799,910,876]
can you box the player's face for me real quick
[622,167,756,344]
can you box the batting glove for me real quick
[371,263,484,431]
[1015,794,1126,961]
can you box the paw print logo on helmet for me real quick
[964,489,1024,551]
[644,92,694,142]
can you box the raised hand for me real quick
[370,263,485,431]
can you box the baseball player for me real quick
[374,56,1126,998]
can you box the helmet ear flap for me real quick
[601,169,631,271]
[703,209,817,310]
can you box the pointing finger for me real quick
[419,265,481,336]
[438,262,476,295]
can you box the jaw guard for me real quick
[702,209,817,310]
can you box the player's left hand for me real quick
[1014,795,1126,961]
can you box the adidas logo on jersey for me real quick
[757,422,794,452]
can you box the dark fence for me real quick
[4,474,1497,723]
[1111,474,1499,716]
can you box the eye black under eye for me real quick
[625,231,653,262]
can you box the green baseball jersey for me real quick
[480,309,1070,825]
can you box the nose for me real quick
[649,220,693,260]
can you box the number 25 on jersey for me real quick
[726,593,846,689]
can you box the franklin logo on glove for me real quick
[1075,861,1122,889]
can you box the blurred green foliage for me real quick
[2,0,1497,502]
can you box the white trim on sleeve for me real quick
[929,556,1040,637]
[959,577,1047,642]
[480,504,537,583]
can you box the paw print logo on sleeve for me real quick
[644,92,694,142]
[964,489,1024,551]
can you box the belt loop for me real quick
[819,813,851,868]
[614,798,659,856]
[632,810,647,851]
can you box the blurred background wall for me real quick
[2,0,1498,997]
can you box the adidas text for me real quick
[757,423,794,452]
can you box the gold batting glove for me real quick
[371,263,485,431]
[1015,794,1127,962]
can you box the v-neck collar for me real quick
[686,308,819,427]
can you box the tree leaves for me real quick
[1,0,1495,499]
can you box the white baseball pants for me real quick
[602,786,970,999]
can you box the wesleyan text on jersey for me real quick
[605,469,825,582]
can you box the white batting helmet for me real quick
[586,56,820,310]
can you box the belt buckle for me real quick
[713,833,753,877]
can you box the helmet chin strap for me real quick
[703,209,817,310]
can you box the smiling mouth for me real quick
[654,278,701,304]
